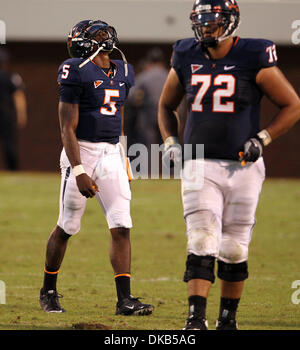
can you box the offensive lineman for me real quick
[158,0,300,329]
[39,20,154,316]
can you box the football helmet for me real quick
[67,20,119,59]
[190,0,240,48]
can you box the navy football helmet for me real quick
[67,20,119,59]
[190,0,240,48]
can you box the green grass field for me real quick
[0,172,300,330]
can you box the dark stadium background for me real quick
[2,41,300,177]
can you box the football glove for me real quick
[239,136,264,163]
[162,136,182,169]
[239,129,272,164]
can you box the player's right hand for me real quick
[76,173,99,198]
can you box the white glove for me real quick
[162,136,182,169]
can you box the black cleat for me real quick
[183,314,208,330]
[39,289,65,313]
[216,318,238,330]
[116,296,154,316]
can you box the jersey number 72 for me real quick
[191,74,236,113]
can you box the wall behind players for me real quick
[2,1,300,45]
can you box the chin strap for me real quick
[79,44,104,68]
[113,45,128,77]
[78,43,128,77]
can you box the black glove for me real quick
[240,136,263,163]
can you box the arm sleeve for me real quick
[57,61,82,103]
[258,40,278,69]
[171,43,184,86]
[58,84,82,104]
[125,63,135,98]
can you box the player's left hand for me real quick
[162,144,182,168]
[239,136,263,164]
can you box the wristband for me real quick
[164,136,179,151]
[73,164,86,177]
[257,129,272,146]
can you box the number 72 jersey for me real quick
[57,58,134,144]
[172,37,278,160]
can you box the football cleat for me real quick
[183,314,208,330]
[116,296,154,316]
[216,318,238,330]
[39,289,65,313]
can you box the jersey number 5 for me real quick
[100,89,120,116]
[191,74,236,113]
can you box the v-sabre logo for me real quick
[94,80,103,88]
[191,64,203,73]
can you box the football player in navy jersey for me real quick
[39,20,154,316]
[158,0,300,330]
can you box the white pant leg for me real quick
[181,159,223,257]
[219,158,265,263]
[94,143,132,230]
[57,148,89,235]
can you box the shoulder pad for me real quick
[173,38,197,53]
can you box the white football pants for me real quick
[181,158,265,264]
[57,141,132,235]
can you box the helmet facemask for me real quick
[190,8,240,48]
[86,22,119,53]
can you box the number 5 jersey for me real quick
[57,58,134,144]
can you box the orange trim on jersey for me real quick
[233,36,239,47]
[44,268,60,275]
[126,158,132,182]
[114,273,131,279]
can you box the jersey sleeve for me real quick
[171,41,185,86]
[125,63,135,98]
[258,40,278,69]
[57,60,82,103]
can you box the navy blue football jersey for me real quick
[172,36,278,160]
[58,58,134,143]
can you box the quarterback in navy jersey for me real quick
[39,20,154,316]
[158,0,300,330]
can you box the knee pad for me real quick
[219,237,249,263]
[186,210,220,257]
[217,260,248,282]
[183,254,216,283]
